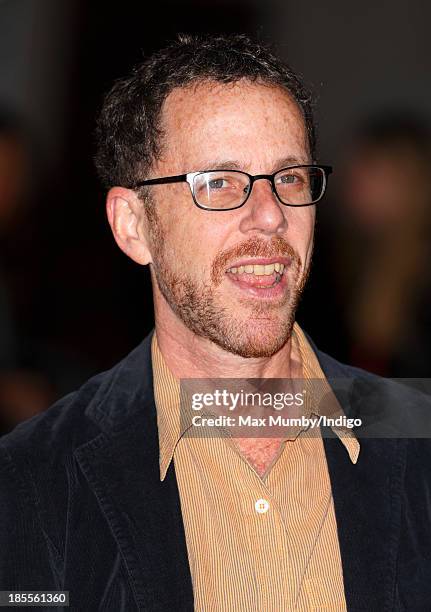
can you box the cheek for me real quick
[287,209,315,256]
[149,190,195,263]
[158,208,225,276]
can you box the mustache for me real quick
[211,236,302,286]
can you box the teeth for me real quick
[228,263,285,275]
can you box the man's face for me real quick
[144,80,315,358]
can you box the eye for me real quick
[278,172,301,184]
[208,178,227,189]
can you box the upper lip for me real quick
[226,257,291,270]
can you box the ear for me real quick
[106,186,152,265]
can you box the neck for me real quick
[153,299,302,380]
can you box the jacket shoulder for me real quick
[0,330,154,462]
[313,341,431,445]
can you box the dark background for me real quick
[1,0,431,429]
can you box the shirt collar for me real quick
[152,323,360,481]
[293,323,360,465]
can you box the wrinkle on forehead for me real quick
[155,80,309,175]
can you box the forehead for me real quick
[158,80,309,171]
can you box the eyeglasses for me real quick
[130,164,333,211]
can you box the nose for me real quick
[238,177,288,236]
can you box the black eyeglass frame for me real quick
[129,164,333,211]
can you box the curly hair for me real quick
[94,33,316,191]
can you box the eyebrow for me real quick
[197,155,311,173]
[273,155,312,169]
[199,160,244,172]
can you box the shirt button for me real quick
[255,498,270,514]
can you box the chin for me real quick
[210,316,294,359]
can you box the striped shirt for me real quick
[152,322,360,611]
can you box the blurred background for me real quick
[1,0,431,433]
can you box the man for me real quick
[0,34,430,611]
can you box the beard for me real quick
[146,202,312,358]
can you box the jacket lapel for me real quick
[315,346,406,611]
[74,332,194,611]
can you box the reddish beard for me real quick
[147,206,311,357]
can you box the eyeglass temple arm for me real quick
[321,165,333,175]
[131,174,188,188]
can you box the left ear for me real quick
[106,186,153,266]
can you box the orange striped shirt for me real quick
[152,322,360,610]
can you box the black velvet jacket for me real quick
[0,329,430,611]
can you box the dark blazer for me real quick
[0,329,430,611]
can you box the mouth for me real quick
[225,258,290,298]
